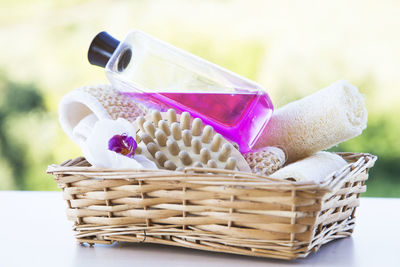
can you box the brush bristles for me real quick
[200,148,211,164]
[144,121,156,138]
[134,108,248,172]
[179,151,192,165]
[164,160,177,170]
[225,157,237,170]
[155,129,167,147]
[211,134,222,152]
[192,138,201,154]
[167,109,177,124]
[219,143,232,162]
[147,142,159,157]
[192,118,202,136]
[136,116,146,132]
[155,151,167,166]
[152,110,162,125]
[182,130,192,146]
[167,140,180,156]
[158,120,171,136]
[201,126,213,143]
[180,112,191,130]
[172,122,182,140]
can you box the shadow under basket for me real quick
[47,152,376,260]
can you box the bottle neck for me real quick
[88,31,120,68]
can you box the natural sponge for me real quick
[243,146,286,176]
[134,109,251,172]
[59,84,146,145]
[254,80,367,163]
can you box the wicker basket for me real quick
[47,152,376,260]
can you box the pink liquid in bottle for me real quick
[125,90,273,152]
[88,31,274,152]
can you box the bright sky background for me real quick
[1,0,399,112]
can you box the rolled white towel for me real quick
[254,80,367,163]
[270,151,347,183]
[59,84,145,145]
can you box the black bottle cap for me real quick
[88,31,120,68]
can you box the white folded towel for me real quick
[270,151,347,183]
[59,84,145,145]
[254,80,367,163]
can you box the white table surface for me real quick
[1,191,399,267]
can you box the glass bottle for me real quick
[88,31,273,152]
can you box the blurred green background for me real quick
[0,0,399,196]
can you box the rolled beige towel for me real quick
[59,84,146,145]
[254,80,367,163]
[270,151,347,183]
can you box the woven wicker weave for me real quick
[47,152,376,260]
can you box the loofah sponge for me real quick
[134,109,251,172]
[59,84,146,145]
[243,146,286,176]
[76,84,146,121]
[254,80,368,163]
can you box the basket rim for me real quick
[47,152,377,192]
